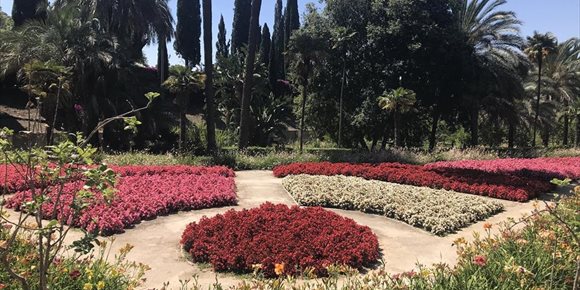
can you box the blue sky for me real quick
[1,0,579,65]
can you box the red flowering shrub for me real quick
[273,162,553,201]
[109,165,235,178]
[424,157,580,180]
[6,172,237,234]
[1,164,235,194]
[181,203,379,277]
[0,164,31,193]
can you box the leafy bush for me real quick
[0,230,149,290]
[6,167,237,234]
[181,203,380,278]
[425,157,580,180]
[274,162,552,201]
[282,175,504,235]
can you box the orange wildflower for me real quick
[483,223,492,230]
[274,263,285,276]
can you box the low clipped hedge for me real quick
[181,203,380,277]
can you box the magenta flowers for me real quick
[5,166,237,234]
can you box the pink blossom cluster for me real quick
[1,164,235,194]
[425,157,580,180]
[6,170,237,234]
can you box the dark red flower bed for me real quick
[181,203,380,277]
[273,162,553,201]
[424,157,580,180]
[6,170,237,234]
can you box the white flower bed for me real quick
[282,175,504,235]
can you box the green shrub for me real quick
[0,231,148,290]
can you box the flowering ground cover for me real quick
[181,203,380,277]
[273,162,552,201]
[5,166,237,234]
[282,175,503,235]
[0,164,234,194]
[424,157,580,180]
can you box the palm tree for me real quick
[456,0,528,146]
[525,31,557,147]
[77,0,174,60]
[162,65,205,151]
[378,87,416,147]
[288,28,327,153]
[203,0,217,153]
[238,0,262,149]
[532,38,580,146]
[0,2,119,143]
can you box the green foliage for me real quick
[0,9,13,31]
[11,0,47,27]
[174,0,202,66]
[216,15,230,59]
[283,0,300,46]
[231,0,252,54]
[378,87,417,114]
[259,24,272,67]
[0,232,149,290]
[269,0,285,92]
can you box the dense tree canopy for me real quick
[0,0,578,153]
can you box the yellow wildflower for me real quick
[83,283,93,290]
[96,281,105,290]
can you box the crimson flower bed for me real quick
[181,203,380,277]
[273,162,553,201]
[5,167,237,234]
[424,157,580,180]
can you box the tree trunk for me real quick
[180,110,186,152]
[563,107,569,146]
[238,0,262,149]
[393,110,399,147]
[338,60,346,148]
[508,120,515,149]
[470,106,479,147]
[428,108,440,152]
[158,36,169,84]
[203,0,217,153]
[542,127,550,148]
[532,57,542,147]
[576,113,580,148]
[299,82,307,153]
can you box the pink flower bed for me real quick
[424,157,580,180]
[1,164,235,194]
[6,167,237,234]
[273,162,553,201]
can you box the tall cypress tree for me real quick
[259,24,271,66]
[283,0,299,47]
[12,0,47,27]
[174,0,202,67]
[231,0,252,54]
[216,15,229,59]
[269,0,285,90]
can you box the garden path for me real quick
[3,170,557,289]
